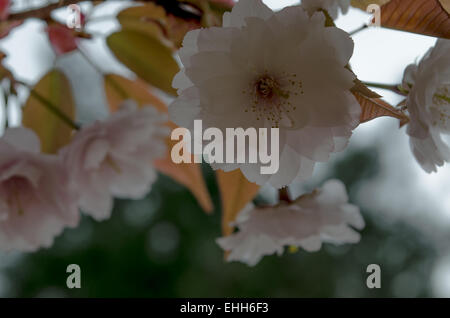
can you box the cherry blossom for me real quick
[402,39,450,173]
[0,127,79,252]
[216,179,364,266]
[60,101,168,221]
[169,0,360,188]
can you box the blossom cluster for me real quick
[0,101,167,251]
[2,0,449,268]
[169,0,450,265]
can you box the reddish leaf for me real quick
[46,24,78,56]
[209,0,235,8]
[0,0,9,20]
[166,14,201,48]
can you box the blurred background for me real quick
[0,0,450,297]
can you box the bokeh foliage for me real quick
[2,147,436,297]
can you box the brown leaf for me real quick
[440,0,450,14]
[104,74,213,213]
[216,169,260,236]
[0,20,21,39]
[351,78,382,98]
[380,0,450,39]
[354,92,410,126]
[22,70,75,153]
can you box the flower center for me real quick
[256,76,278,99]
[242,72,304,128]
[431,84,450,129]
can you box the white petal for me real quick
[222,0,273,28]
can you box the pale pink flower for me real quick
[169,0,360,188]
[217,179,364,266]
[60,101,167,221]
[0,127,79,252]
[402,39,450,173]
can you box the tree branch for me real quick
[8,0,83,21]
[7,0,202,22]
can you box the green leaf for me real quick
[22,69,75,154]
[107,30,179,96]
[117,3,168,41]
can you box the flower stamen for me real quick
[242,72,304,128]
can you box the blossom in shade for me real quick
[216,179,364,266]
[0,127,79,252]
[169,0,360,188]
[60,101,167,221]
[402,39,450,173]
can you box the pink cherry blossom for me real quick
[60,101,168,221]
[0,127,79,252]
[217,179,364,266]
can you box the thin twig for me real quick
[349,24,368,36]
[8,0,202,22]
[278,188,292,203]
[8,0,84,21]
[362,81,408,96]
[77,46,104,74]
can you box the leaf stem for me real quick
[362,81,408,96]
[349,24,368,36]
[16,80,80,130]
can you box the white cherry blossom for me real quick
[402,39,450,173]
[169,0,361,188]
